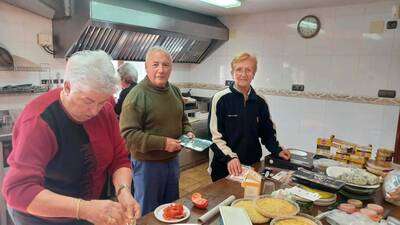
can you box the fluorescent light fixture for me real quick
[199,0,241,8]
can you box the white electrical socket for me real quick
[37,33,52,46]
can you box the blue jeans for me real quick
[132,157,180,216]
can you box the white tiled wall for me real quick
[0,2,66,110]
[187,0,400,96]
[0,2,66,86]
[180,1,400,152]
[266,95,399,154]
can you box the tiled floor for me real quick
[179,162,212,197]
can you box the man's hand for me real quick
[279,149,291,160]
[186,132,195,139]
[117,187,141,222]
[164,138,182,152]
[227,158,242,176]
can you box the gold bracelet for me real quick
[117,184,130,197]
[76,198,81,220]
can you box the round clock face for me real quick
[297,15,321,38]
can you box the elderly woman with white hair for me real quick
[2,50,140,225]
[114,62,138,116]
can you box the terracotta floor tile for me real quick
[179,177,198,189]
[179,162,213,195]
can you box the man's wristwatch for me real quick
[116,184,130,196]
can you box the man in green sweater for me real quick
[120,46,194,216]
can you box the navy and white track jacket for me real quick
[208,84,283,167]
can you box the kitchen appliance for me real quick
[265,148,314,170]
[292,168,345,193]
[0,84,48,94]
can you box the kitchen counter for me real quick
[137,167,400,225]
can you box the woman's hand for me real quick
[227,158,242,176]
[80,199,125,225]
[279,149,291,160]
[117,187,141,221]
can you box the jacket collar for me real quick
[229,83,257,100]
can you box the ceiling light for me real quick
[199,0,241,8]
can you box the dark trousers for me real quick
[132,157,180,216]
[210,160,229,182]
[7,206,92,225]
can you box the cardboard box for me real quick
[241,170,262,198]
[355,146,372,158]
[316,138,332,157]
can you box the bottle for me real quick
[261,178,275,195]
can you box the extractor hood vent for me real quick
[71,25,213,63]
[50,0,229,63]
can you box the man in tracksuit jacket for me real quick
[208,52,291,181]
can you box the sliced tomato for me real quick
[193,198,208,209]
[191,193,202,202]
[163,203,185,220]
[191,193,208,209]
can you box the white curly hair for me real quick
[145,46,172,63]
[117,63,138,84]
[64,50,118,94]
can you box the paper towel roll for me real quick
[198,195,236,223]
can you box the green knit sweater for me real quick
[120,76,193,161]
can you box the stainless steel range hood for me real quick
[50,0,229,63]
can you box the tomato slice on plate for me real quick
[163,203,185,220]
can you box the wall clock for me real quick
[297,15,321,39]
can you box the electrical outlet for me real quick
[378,89,396,98]
[225,80,234,86]
[387,20,398,29]
[292,84,305,92]
[37,33,52,46]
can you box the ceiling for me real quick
[149,0,381,16]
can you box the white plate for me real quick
[289,149,307,157]
[326,166,380,189]
[154,203,190,223]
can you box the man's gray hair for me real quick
[117,63,138,84]
[64,50,118,94]
[145,46,172,62]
